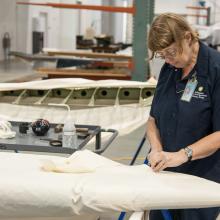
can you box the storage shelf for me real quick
[17,2,135,14]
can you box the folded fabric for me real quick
[41,150,121,173]
[0,119,16,139]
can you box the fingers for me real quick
[152,159,167,172]
[148,151,168,172]
[148,151,162,163]
[148,150,187,172]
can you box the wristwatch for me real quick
[184,146,193,162]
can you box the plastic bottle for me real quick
[62,121,78,149]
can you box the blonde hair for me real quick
[148,13,199,59]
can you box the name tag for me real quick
[181,74,198,102]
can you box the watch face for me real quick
[186,147,191,156]
[185,147,193,161]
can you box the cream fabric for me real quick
[0,120,16,139]
[0,150,219,219]
[129,211,147,220]
[0,78,156,91]
[41,150,120,173]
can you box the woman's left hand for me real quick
[151,149,188,172]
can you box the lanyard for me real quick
[180,72,198,102]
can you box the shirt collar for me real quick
[195,41,209,78]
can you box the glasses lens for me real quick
[155,45,177,59]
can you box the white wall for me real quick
[155,0,197,14]
[16,0,29,53]
[206,0,220,24]
[102,0,132,43]
[0,0,16,60]
[79,0,102,38]
[25,0,61,53]
[59,3,78,50]
[113,0,126,43]
[155,0,220,25]
[25,0,102,52]
[101,0,114,38]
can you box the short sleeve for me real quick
[150,63,168,118]
[212,67,220,131]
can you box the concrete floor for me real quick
[0,59,40,82]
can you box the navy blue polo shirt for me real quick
[150,42,220,182]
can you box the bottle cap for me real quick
[63,122,76,132]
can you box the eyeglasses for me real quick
[154,47,178,59]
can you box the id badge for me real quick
[181,76,198,102]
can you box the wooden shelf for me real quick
[186,5,211,25]
[186,14,208,18]
[44,50,132,60]
[186,6,209,10]
[37,68,131,80]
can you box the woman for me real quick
[146,13,220,220]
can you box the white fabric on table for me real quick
[0,150,219,219]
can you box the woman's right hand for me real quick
[148,150,167,172]
[148,149,189,172]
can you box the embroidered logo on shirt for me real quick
[192,91,207,99]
